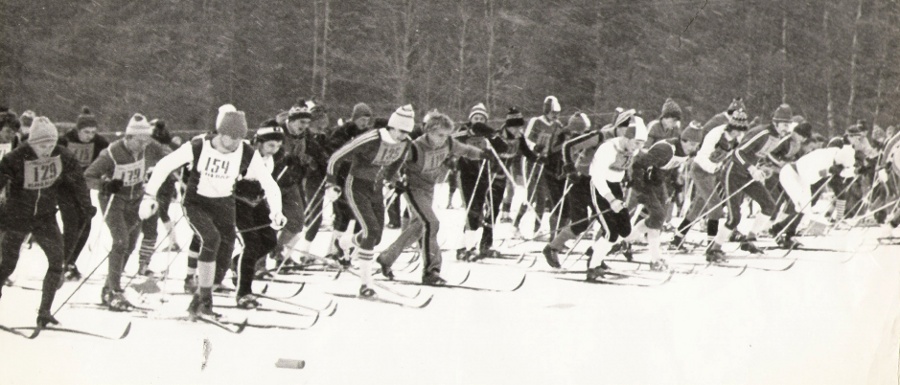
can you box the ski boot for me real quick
[586,261,611,281]
[729,232,749,242]
[163,243,182,252]
[188,292,221,319]
[456,248,473,262]
[705,245,728,264]
[138,263,155,277]
[64,264,82,281]
[101,286,112,305]
[472,248,500,262]
[542,245,562,268]
[739,241,763,254]
[212,284,232,294]
[377,259,395,280]
[775,234,801,249]
[359,285,376,298]
[649,259,669,272]
[499,212,512,224]
[236,294,262,310]
[107,290,135,312]
[668,236,688,253]
[36,311,60,328]
[607,241,633,262]
[184,275,198,293]
[422,273,447,286]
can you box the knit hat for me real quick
[543,96,561,115]
[505,107,525,127]
[727,109,750,131]
[20,110,35,128]
[793,122,812,139]
[387,104,415,133]
[566,112,591,132]
[624,116,648,141]
[772,104,793,122]
[827,136,845,148]
[150,119,172,144]
[217,110,249,139]
[680,121,704,143]
[845,124,863,136]
[350,103,373,122]
[76,106,98,130]
[255,119,285,143]
[216,104,237,129]
[373,117,388,129]
[468,103,489,121]
[288,104,312,121]
[614,108,636,128]
[726,98,746,114]
[125,113,153,136]
[27,117,59,145]
[660,98,682,120]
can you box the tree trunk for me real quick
[780,6,788,103]
[311,0,320,96]
[846,0,864,123]
[456,0,470,116]
[320,0,330,100]
[823,6,835,133]
[484,0,495,112]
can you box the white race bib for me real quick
[24,156,62,190]
[196,141,242,197]
[67,142,95,167]
[422,147,449,173]
[113,158,146,187]
[372,142,405,166]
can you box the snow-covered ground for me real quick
[2,186,899,385]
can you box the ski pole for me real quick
[460,160,487,235]
[671,180,722,251]
[674,178,755,236]
[121,212,187,292]
[771,174,835,241]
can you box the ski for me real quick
[0,323,38,338]
[217,303,327,318]
[9,321,132,340]
[386,272,527,292]
[254,293,338,316]
[555,272,673,287]
[192,314,249,334]
[326,292,433,308]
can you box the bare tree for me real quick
[320,0,330,100]
[456,0,472,115]
[823,6,835,132]
[311,0,319,96]
[846,0,864,122]
[484,0,496,112]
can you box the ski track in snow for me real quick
[2,191,900,385]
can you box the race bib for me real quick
[67,142,95,167]
[24,156,62,190]
[535,132,552,149]
[610,151,634,172]
[113,158,146,187]
[422,147,449,173]
[372,142,405,166]
[0,142,11,159]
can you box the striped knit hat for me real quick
[388,104,415,133]
[468,103,489,121]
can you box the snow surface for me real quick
[2,186,899,385]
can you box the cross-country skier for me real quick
[514,96,564,236]
[58,107,110,281]
[0,117,94,327]
[140,106,285,318]
[84,113,171,311]
[376,111,486,285]
[324,104,413,297]
[232,120,285,308]
[497,107,528,224]
[584,116,648,280]
[645,98,683,146]
[701,98,746,137]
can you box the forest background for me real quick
[1,0,898,136]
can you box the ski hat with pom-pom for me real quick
[566,112,591,132]
[505,107,525,127]
[255,119,285,143]
[680,121,704,143]
[624,116,648,141]
[216,104,237,130]
[793,122,813,139]
[350,103,373,122]
[28,116,59,145]
[727,98,746,114]
[468,103,489,121]
[660,98,682,120]
[543,96,561,115]
[288,102,312,121]
[125,113,153,136]
[20,110,35,128]
[217,110,249,139]
[772,104,793,122]
[387,104,415,133]
[76,106,98,130]
[614,108,636,128]
[726,109,750,131]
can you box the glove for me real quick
[324,185,342,203]
[82,205,98,219]
[138,195,158,220]
[390,180,408,194]
[102,179,124,194]
[562,163,577,176]
[748,165,767,183]
[480,150,493,162]
[878,169,889,183]
[609,199,625,213]
[270,212,287,230]
[533,144,545,155]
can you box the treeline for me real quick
[1,0,898,135]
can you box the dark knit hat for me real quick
[566,112,591,132]
[727,98,746,114]
[793,122,812,139]
[660,98,682,120]
[288,103,312,121]
[680,121,704,143]
[845,124,863,136]
[373,117,388,129]
[727,109,750,131]
[217,111,249,139]
[505,107,525,127]
[543,96,561,115]
[0,108,20,131]
[255,119,285,143]
[76,106,98,130]
[772,104,793,122]
[150,118,172,144]
[350,103,373,122]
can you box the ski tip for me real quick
[293,283,306,297]
[332,270,342,281]
[515,252,527,263]
[119,322,133,339]
[780,259,797,271]
[234,318,250,334]
[416,294,434,308]
[327,302,338,317]
[306,313,320,329]
[27,326,43,339]
[261,284,270,294]
[457,270,472,286]
[509,274,527,291]
[736,264,749,276]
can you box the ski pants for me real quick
[235,201,276,298]
[593,181,632,242]
[102,195,142,291]
[59,197,92,267]
[0,219,65,313]
[377,187,442,277]
[720,159,777,231]
[345,176,385,250]
[184,196,236,287]
[460,167,505,250]
[303,175,326,243]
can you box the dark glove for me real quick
[82,205,98,219]
[102,179,124,194]
[563,163,578,178]
[533,144,546,155]
[480,150,493,162]
[390,180,408,194]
